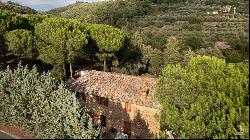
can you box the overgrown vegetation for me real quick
[0,10,129,79]
[154,55,249,139]
[45,0,249,76]
[0,64,100,139]
[0,1,249,139]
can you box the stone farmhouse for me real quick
[68,70,161,139]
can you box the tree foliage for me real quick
[35,17,88,65]
[184,36,205,50]
[163,36,182,65]
[155,55,249,139]
[5,29,37,58]
[47,0,151,27]
[0,64,100,139]
[144,37,185,75]
[196,47,225,59]
[88,24,126,53]
[35,17,89,77]
[0,10,34,32]
[87,24,126,71]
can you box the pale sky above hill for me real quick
[1,0,97,11]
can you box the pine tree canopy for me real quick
[155,55,249,139]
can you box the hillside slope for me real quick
[0,1,36,14]
[47,0,249,42]
[47,0,249,55]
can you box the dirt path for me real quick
[0,131,15,139]
[0,123,35,139]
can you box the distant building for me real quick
[68,70,161,139]
[212,11,219,15]
[220,5,232,13]
[207,5,234,15]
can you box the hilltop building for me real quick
[220,5,232,13]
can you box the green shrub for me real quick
[196,47,225,59]
[0,64,100,139]
[163,16,177,23]
[155,55,249,139]
[187,16,204,24]
[142,32,167,50]
[222,49,244,63]
[149,53,165,75]
[228,38,249,57]
[182,24,202,31]
[50,69,64,81]
[184,36,205,50]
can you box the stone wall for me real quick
[83,93,160,139]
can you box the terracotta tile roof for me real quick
[67,70,161,109]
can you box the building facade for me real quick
[68,70,161,139]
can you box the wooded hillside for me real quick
[0,1,36,14]
[46,0,249,75]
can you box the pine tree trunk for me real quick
[70,63,73,78]
[63,63,67,78]
[0,49,6,67]
[3,51,6,67]
[103,59,106,72]
[0,35,6,67]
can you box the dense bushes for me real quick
[222,49,244,63]
[184,36,206,50]
[196,47,224,59]
[155,55,249,139]
[0,64,100,139]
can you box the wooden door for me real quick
[100,115,106,127]
[123,121,131,137]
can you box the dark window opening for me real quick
[95,96,109,107]
[100,115,106,127]
[83,93,86,102]
[76,92,87,102]
[76,92,81,99]
[125,101,131,112]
